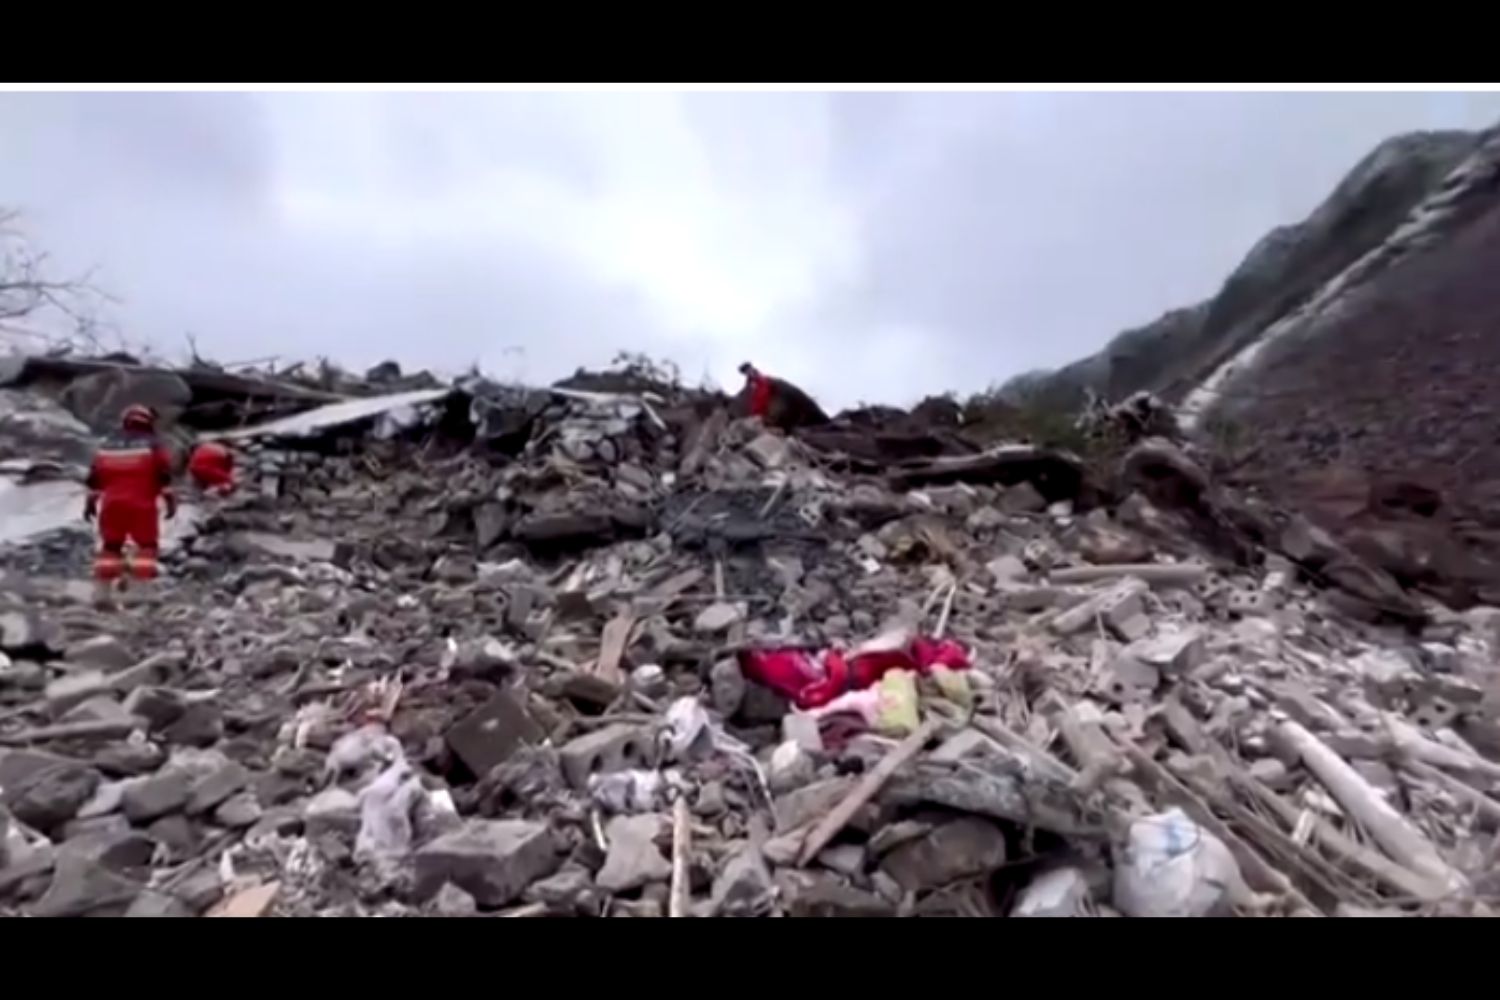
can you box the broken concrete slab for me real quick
[879,816,1008,893]
[445,688,543,780]
[414,819,561,908]
[558,724,654,788]
[596,814,671,893]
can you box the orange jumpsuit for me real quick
[187,441,236,495]
[86,431,175,581]
[747,372,774,419]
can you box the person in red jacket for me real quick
[187,439,236,496]
[85,404,176,597]
[738,362,774,420]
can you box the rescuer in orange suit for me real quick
[738,362,775,420]
[84,404,176,602]
[187,439,236,496]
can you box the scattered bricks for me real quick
[1226,588,1276,617]
[1100,654,1160,704]
[1409,695,1461,731]
[445,689,544,780]
[558,724,654,788]
[1126,627,1207,676]
[1051,579,1149,636]
[413,819,561,907]
[1353,649,1419,705]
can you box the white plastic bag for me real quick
[355,761,427,861]
[1113,808,1242,918]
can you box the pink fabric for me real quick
[738,636,970,710]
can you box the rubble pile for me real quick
[3,362,1500,918]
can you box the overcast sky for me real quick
[2,90,1498,410]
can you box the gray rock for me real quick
[122,687,189,730]
[30,852,142,917]
[445,688,543,779]
[709,658,746,717]
[121,770,191,823]
[187,761,251,815]
[304,787,361,838]
[783,872,894,917]
[709,843,776,916]
[65,636,134,673]
[694,602,745,634]
[768,741,816,794]
[92,741,167,777]
[596,814,671,892]
[1012,867,1091,917]
[0,609,57,658]
[161,703,222,747]
[172,867,224,912]
[523,865,595,912]
[213,792,262,829]
[879,817,1008,892]
[472,502,509,549]
[414,819,561,907]
[146,814,199,860]
[6,764,101,834]
[998,482,1047,513]
[44,671,111,718]
[433,882,479,917]
[125,889,194,918]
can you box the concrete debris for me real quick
[1,353,1496,919]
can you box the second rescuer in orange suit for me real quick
[187,440,236,496]
[85,403,177,589]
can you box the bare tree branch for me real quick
[0,207,137,360]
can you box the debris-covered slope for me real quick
[3,355,1499,918]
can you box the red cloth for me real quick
[188,441,236,493]
[738,636,970,710]
[748,373,774,418]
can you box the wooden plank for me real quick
[1275,720,1467,894]
[207,881,280,918]
[797,719,939,866]
[593,611,636,687]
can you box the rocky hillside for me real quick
[1003,127,1488,411]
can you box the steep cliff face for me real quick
[1003,129,1484,410]
[1016,122,1500,606]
